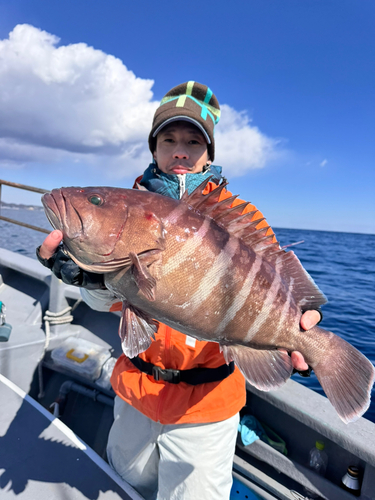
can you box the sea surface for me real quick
[1,208,375,423]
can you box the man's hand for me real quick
[290,351,309,372]
[300,310,321,331]
[36,229,105,290]
[292,310,322,370]
[279,310,322,372]
[39,230,63,260]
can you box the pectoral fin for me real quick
[119,301,158,358]
[129,252,157,301]
[222,345,293,391]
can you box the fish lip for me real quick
[42,192,63,231]
[42,189,83,244]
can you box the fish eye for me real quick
[88,194,103,206]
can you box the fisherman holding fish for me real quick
[38,82,325,500]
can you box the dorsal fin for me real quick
[203,195,240,218]
[184,179,277,255]
[181,176,229,211]
[227,213,261,237]
[183,177,327,311]
[276,250,327,309]
[241,226,269,246]
[180,176,213,205]
[214,201,250,223]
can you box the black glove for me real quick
[293,366,313,378]
[36,245,106,290]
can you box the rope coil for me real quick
[38,299,81,399]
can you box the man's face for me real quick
[153,121,210,175]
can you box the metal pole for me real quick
[48,275,71,334]
[0,179,48,194]
[0,215,50,234]
[0,180,50,234]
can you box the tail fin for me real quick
[312,333,375,424]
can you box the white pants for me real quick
[107,397,239,500]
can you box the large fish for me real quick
[42,180,375,424]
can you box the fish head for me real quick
[42,186,165,272]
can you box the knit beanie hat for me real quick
[149,81,221,161]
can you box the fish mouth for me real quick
[42,188,85,240]
[42,192,63,231]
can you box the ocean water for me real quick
[0,207,51,257]
[1,209,375,423]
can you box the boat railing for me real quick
[0,179,49,234]
[0,179,75,331]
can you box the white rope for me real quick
[37,300,81,399]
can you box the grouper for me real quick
[42,179,375,424]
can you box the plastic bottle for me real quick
[308,440,328,476]
[304,440,328,498]
[341,466,361,497]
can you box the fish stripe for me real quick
[189,237,240,310]
[270,276,295,344]
[163,218,212,276]
[167,202,191,225]
[216,254,263,336]
[243,260,282,342]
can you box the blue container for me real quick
[230,477,262,500]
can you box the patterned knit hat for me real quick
[149,81,221,161]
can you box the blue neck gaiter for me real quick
[140,164,223,200]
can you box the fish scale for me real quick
[42,179,375,424]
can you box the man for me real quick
[38,82,321,500]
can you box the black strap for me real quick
[129,356,235,385]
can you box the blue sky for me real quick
[0,0,374,234]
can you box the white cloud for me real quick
[215,105,282,175]
[0,24,157,173]
[0,24,280,178]
[320,159,328,167]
